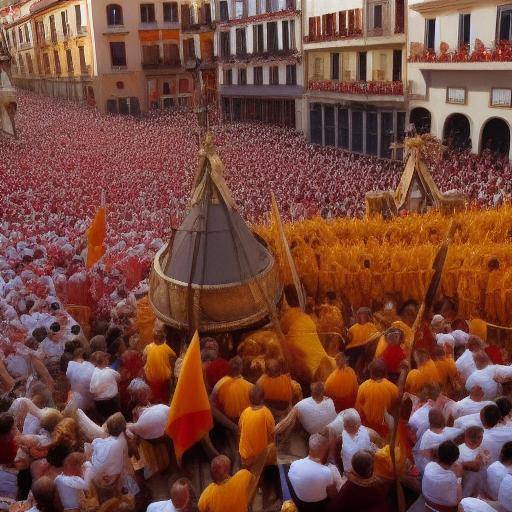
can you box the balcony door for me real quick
[392,49,402,81]
[357,51,367,81]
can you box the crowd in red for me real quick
[0,90,511,318]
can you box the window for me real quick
[75,5,82,31]
[223,68,233,84]
[253,66,263,84]
[220,1,229,21]
[54,50,61,74]
[286,64,296,85]
[289,19,296,49]
[270,65,279,85]
[331,53,339,80]
[220,31,231,57]
[78,46,87,72]
[253,25,264,53]
[18,27,23,44]
[163,43,180,65]
[140,4,156,23]
[106,4,123,25]
[24,24,30,43]
[392,49,402,81]
[235,0,244,18]
[425,18,436,51]
[66,48,73,72]
[18,54,25,73]
[163,2,178,22]
[357,51,367,81]
[50,15,57,42]
[282,20,289,50]
[373,4,383,29]
[459,13,470,47]
[235,28,246,55]
[491,88,512,107]
[26,53,34,74]
[110,41,127,66]
[498,5,512,41]
[142,44,160,66]
[183,38,196,61]
[267,22,278,52]
[238,68,247,84]
[446,86,466,104]
[43,53,51,74]
[61,10,69,37]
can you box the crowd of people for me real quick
[1,90,512,511]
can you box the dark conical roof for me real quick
[163,133,273,287]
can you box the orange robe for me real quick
[469,318,487,342]
[373,420,413,479]
[346,322,378,350]
[324,367,358,412]
[144,342,176,402]
[405,359,441,395]
[238,406,275,462]
[198,469,253,512]
[355,378,399,437]
[214,376,253,421]
[434,357,458,393]
[256,374,293,404]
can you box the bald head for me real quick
[335,352,347,369]
[351,450,374,479]
[308,433,329,461]
[467,336,483,352]
[229,356,243,377]
[474,351,490,370]
[249,385,264,406]
[210,455,231,483]
[428,408,445,429]
[265,358,280,377]
[170,478,191,509]
[310,381,325,401]
[369,359,386,380]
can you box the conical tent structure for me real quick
[149,133,282,333]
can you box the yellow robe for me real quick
[469,318,487,342]
[355,378,398,436]
[198,469,253,512]
[215,376,253,420]
[280,307,335,382]
[346,322,379,350]
[238,406,275,462]
[324,367,358,412]
[434,357,458,393]
[143,342,176,382]
[405,359,441,394]
[256,374,293,404]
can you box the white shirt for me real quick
[129,405,170,440]
[455,397,495,418]
[458,443,486,498]
[409,402,432,443]
[341,426,374,472]
[487,461,512,500]
[89,367,120,400]
[422,462,459,506]
[456,350,477,381]
[482,425,512,464]
[36,337,65,362]
[146,501,177,512]
[437,333,456,348]
[417,427,462,472]
[499,474,512,511]
[288,457,334,503]
[295,397,336,434]
[459,497,497,512]
[451,330,470,347]
[23,413,41,435]
[66,360,95,408]
[55,474,89,510]
[91,434,127,477]
[454,413,482,430]
[466,365,512,400]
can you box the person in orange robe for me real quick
[355,360,399,437]
[238,385,276,468]
[324,353,358,412]
[257,358,293,413]
[346,308,378,350]
[432,346,459,395]
[211,356,253,422]
[405,349,442,395]
[198,455,255,512]
[143,323,176,404]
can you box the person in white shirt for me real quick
[458,426,487,498]
[421,440,462,510]
[36,322,65,364]
[459,497,497,511]
[416,408,462,473]
[288,433,337,510]
[55,452,89,512]
[276,382,336,436]
[456,337,483,382]
[147,477,193,512]
[465,352,512,400]
[89,351,121,423]
[65,350,95,412]
[454,385,495,419]
[481,404,512,464]
[126,403,170,440]
[498,474,512,512]
[486,441,512,500]
[340,409,376,473]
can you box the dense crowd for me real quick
[1,90,512,511]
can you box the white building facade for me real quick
[408,0,512,158]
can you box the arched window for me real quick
[106,4,123,26]
[443,113,471,150]
[481,118,510,156]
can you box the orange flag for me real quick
[86,206,106,269]
[166,331,213,464]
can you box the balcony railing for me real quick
[218,48,299,64]
[181,21,215,32]
[76,26,88,36]
[308,79,404,96]
[216,8,299,27]
[409,40,512,63]
[142,59,182,69]
[304,28,362,43]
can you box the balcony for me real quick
[304,28,362,44]
[20,41,32,50]
[181,21,215,33]
[218,48,300,65]
[142,59,182,70]
[81,64,91,76]
[76,26,88,37]
[308,79,404,96]
[409,40,512,65]
[103,25,129,35]
[216,7,299,28]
